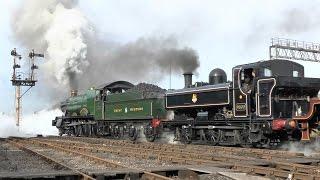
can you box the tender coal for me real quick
[128,83,167,98]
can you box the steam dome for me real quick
[209,68,227,85]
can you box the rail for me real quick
[6,139,96,180]
[37,137,320,179]
[12,138,173,180]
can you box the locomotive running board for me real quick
[293,97,320,141]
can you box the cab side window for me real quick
[95,90,106,101]
[293,70,299,77]
[264,68,272,77]
[240,68,255,93]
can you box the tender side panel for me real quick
[166,88,229,109]
[105,99,154,120]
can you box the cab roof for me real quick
[97,81,134,92]
[233,59,304,77]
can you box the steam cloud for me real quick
[83,37,199,88]
[281,140,320,156]
[12,0,200,96]
[7,0,199,138]
[0,110,60,138]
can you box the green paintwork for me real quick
[94,98,103,119]
[107,91,142,103]
[105,91,166,120]
[105,98,166,120]
[64,88,167,121]
[65,89,97,117]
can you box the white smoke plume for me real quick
[12,0,91,91]
[0,113,21,137]
[160,131,179,144]
[12,0,199,97]
[44,3,90,88]
[0,109,60,138]
[281,140,320,156]
[8,0,199,138]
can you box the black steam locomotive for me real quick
[166,59,320,146]
[53,59,320,147]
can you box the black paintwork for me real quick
[164,59,320,145]
[166,83,230,109]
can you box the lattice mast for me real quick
[270,38,320,62]
[11,49,44,127]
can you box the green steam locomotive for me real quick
[52,81,168,141]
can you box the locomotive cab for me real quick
[234,60,320,141]
[233,59,306,118]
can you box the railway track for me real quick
[7,137,173,180]
[50,136,306,159]
[47,135,316,164]
[42,136,320,180]
[6,138,95,180]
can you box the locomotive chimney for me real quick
[183,73,193,88]
[70,90,78,97]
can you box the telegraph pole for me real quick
[11,49,44,127]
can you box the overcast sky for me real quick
[1,0,320,115]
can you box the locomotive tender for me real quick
[53,59,320,146]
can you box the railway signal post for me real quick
[10,49,44,126]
